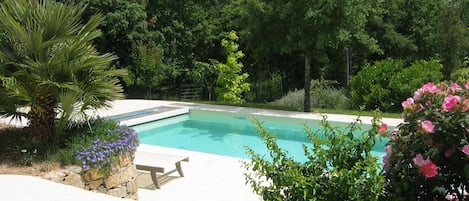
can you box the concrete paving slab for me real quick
[0,175,131,201]
[136,144,261,201]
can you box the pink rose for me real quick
[421,120,435,133]
[401,98,414,109]
[463,144,469,156]
[421,162,438,178]
[413,83,440,101]
[442,95,461,112]
[419,103,425,111]
[421,82,440,93]
[465,80,469,90]
[378,124,388,134]
[413,154,438,178]
[447,83,462,93]
[383,145,393,172]
[413,91,421,101]
[413,154,430,166]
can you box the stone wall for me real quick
[43,152,138,200]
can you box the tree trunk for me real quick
[28,93,57,145]
[304,56,311,112]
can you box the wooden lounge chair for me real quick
[134,151,189,189]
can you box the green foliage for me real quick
[50,119,121,165]
[383,81,469,200]
[215,31,250,103]
[243,114,386,201]
[240,0,380,111]
[271,80,348,110]
[130,43,164,98]
[145,0,229,86]
[50,118,139,174]
[350,58,443,112]
[0,0,125,145]
[246,72,284,102]
[434,1,469,77]
[58,0,157,68]
[390,59,444,105]
[451,68,469,85]
[189,60,219,101]
[270,89,305,111]
[310,80,349,110]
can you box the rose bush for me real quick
[383,81,469,200]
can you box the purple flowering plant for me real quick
[382,81,469,200]
[75,125,139,173]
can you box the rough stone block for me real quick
[104,166,134,189]
[126,180,138,194]
[63,172,84,189]
[67,165,82,174]
[130,192,138,201]
[83,168,105,181]
[107,187,127,198]
[119,152,134,167]
[43,170,66,183]
[97,186,107,194]
[89,178,104,190]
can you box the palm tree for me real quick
[0,0,125,145]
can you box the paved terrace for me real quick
[0,99,402,201]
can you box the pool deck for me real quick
[0,99,402,201]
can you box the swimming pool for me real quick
[132,109,387,162]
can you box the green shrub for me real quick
[310,79,348,109]
[243,114,386,201]
[270,79,348,110]
[383,81,469,200]
[50,118,139,173]
[246,72,283,102]
[270,88,304,111]
[451,68,469,85]
[350,58,443,112]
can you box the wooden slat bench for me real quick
[134,151,189,189]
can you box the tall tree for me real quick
[0,0,125,145]
[145,0,230,89]
[435,0,469,77]
[241,0,380,112]
[215,31,250,103]
[56,0,157,69]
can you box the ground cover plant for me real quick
[50,118,139,175]
[0,118,139,177]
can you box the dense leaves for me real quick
[0,0,124,145]
[350,59,443,112]
[383,81,469,200]
[48,0,469,108]
[244,114,386,200]
[215,31,250,103]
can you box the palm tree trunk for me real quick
[28,93,57,145]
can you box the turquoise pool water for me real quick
[132,110,387,162]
